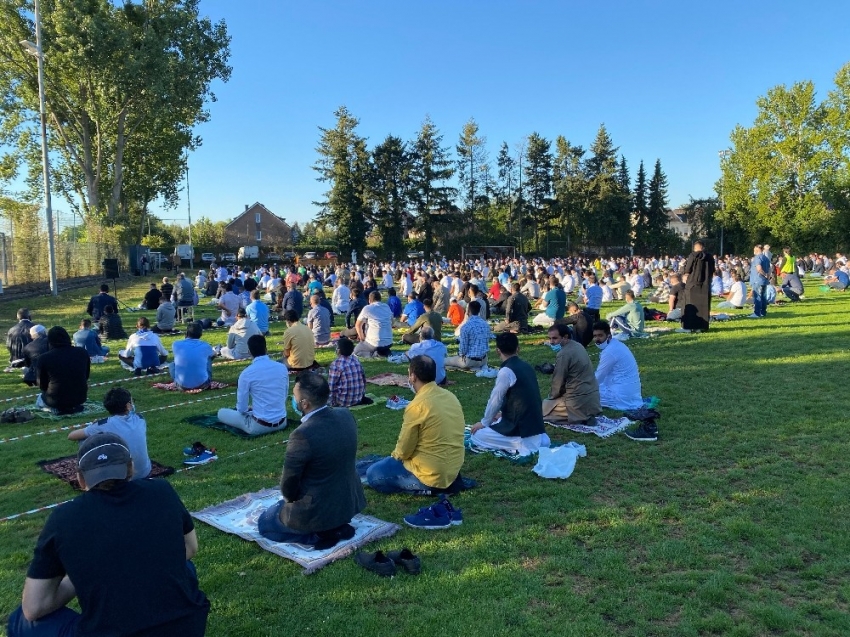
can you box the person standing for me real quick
[6,308,34,369]
[748,244,772,318]
[681,240,715,332]
[86,284,118,323]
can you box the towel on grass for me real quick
[191,487,400,575]
[544,415,633,438]
[183,414,295,439]
[38,455,173,490]
[152,380,229,393]
[23,400,106,421]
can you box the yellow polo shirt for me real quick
[391,381,465,488]
[282,322,315,369]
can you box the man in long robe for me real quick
[541,323,601,425]
[681,240,715,332]
[592,320,643,410]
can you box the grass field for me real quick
[1,278,849,637]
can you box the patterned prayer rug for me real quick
[38,455,174,490]
[544,415,633,438]
[152,380,229,393]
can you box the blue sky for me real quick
[151,0,850,228]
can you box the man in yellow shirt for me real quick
[365,355,465,493]
[281,310,317,371]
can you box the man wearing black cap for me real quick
[7,432,209,637]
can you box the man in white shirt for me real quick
[119,317,169,375]
[332,279,351,314]
[592,320,643,410]
[216,283,240,327]
[717,271,747,309]
[217,335,288,436]
[381,270,394,290]
[353,291,394,358]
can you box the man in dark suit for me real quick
[86,284,118,322]
[258,373,366,547]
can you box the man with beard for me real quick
[680,240,714,332]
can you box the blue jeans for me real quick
[752,283,767,317]
[365,457,430,494]
[257,500,316,544]
[7,563,201,637]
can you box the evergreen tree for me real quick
[632,160,649,253]
[553,136,587,254]
[410,116,455,257]
[523,133,553,254]
[455,118,488,236]
[495,141,517,236]
[369,135,411,258]
[645,158,674,254]
[312,106,370,255]
[584,124,631,253]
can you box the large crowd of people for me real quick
[4,244,847,635]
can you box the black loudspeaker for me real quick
[102,259,119,279]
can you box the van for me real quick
[174,244,194,260]
[238,246,259,260]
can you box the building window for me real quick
[256,230,262,241]
[255,212,261,223]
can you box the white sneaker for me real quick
[674,328,691,333]
[746,313,760,318]
[614,333,631,341]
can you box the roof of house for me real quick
[225,202,290,229]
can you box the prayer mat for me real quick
[23,400,106,421]
[346,394,385,411]
[191,487,400,575]
[152,380,229,393]
[183,414,293,439]
[366,372,409,387]
[38,455,174,490]
[544,415,633,438]
[463,426,539,465]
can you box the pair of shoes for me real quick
[133,368,143,377]
[354,548,421,576]
[403,497,463,529]
[183,449,218,465]
[623,407,660,422]
[624,421,659,442]
[385,395,410,410]
[183,441,209,457]
[475,366,498,379]
[145,366,159,375]
[534,363,555,375]
[746,313,761,319]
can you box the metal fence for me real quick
[0,235,127,287]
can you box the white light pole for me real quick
[20,0,58,296]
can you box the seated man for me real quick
[282,309,318,371]
[532,277,566,327]
[169,322,215,390]
[98,305,127,340]
[306,293,331,346]
[36,327,91,414]
[402,297,443,345]
[610,274,632,301]
[406,326,448,386]
[332,278,351,314]
[219,307,262,360]
[142,283,162,311]
[21,324,49,387]
[342,286,367,339]
[68,387,152,481]
[493,282,531,333]
[6,308,33,369]
[258,374,366,546]
[582,274,603,323]
[401,291,425,327]
[365,355,465,494]
[666,273,685,321]
[470,332,550,456]
[386,287,403,321]
[541,323,602,425]
[119,317,168,376]
[647,277,670,304]
[560,301,594,348]
[328,337,368,407]
[447,298,464,326]
[605,290,645,335]
[717,271,747,309]
[216,283,240,327]
[592,320,644,411]
[173,272,196,308]
[824,267,848,291]
[280,280,304,317]
[245,289,270,335]
[445,300,490,370]
[72,319,110,358]
[152,298,176,333]
[86,283,118,322]
[7,432,209,637]
[353,291,394,358]
[217,335,289,435]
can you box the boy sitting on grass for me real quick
[68,387,151,480]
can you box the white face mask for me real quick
[595,338,610,351]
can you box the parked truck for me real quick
[238,246,259,261]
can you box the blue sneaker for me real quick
[403,502,452,530]
[183,449,218,466]
[440,498,464,526]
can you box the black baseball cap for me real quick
[77,432,131,488]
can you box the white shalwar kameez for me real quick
[595,338,643,410]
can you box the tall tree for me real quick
[455,117,488,235]
[409,116,455,257]
[495,141,517,237]
[644,159,676,255]
[523,132,553,254]
[552,136,586,254]
[632,160,650,253]
[312,106,370,255]
[0,0,231,231]
[369,134,411,258]
[585,124,630,253]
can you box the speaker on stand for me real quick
[102,259,120,307]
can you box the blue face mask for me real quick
[291,395,303,417]
[595,339,610,351]
[550,343,562,353]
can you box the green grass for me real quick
[1,278,850,636]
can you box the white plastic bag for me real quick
[532,442,586,479]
